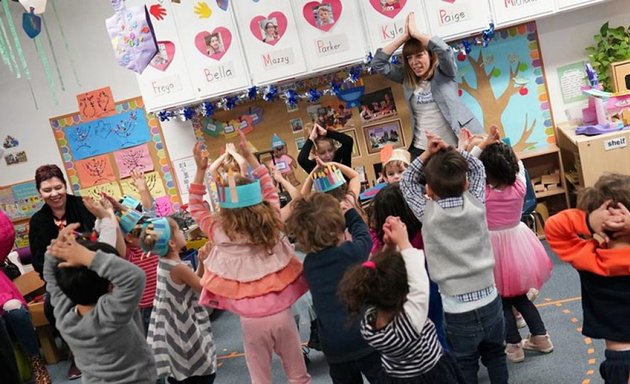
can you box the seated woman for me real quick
[1,209,51,384]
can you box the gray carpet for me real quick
[46,243,605,383]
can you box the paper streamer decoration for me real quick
[113,144,154,178]
[75,155,116,188]
[49,0,81,86]
[2,0,30,79]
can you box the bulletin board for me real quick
[456,22,555,152]
[49,96,182,216]
[0,179,43,222]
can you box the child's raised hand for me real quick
[83,197,109,219]
[425,133,447,155]
[102,193,125,213]
[480,125,501,150]
[270,165,284,183]
[383,216,412,249]
[130,169,148,192]
[458,128,473,151]
[588,200,615,241]
[193,142,209,171]
[47,223,95,268]
[604,202,630,238]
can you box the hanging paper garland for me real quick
[1,0,30,79]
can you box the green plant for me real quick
[586,22,630,91]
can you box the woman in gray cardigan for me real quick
[371,12,483,159]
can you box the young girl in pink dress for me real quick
[188,131,310,384]
[470,127,554,364]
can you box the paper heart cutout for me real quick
[216,0,229,11]
[250,12,288,46]
[302,0,342,32]
[442,0,456,3]
[149,41,175,71]
[195,27,232,60]
[369,0,407,19]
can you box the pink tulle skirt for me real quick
[490,222,553,297]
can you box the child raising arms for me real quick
[189,132,310,384]
[545,174,630,384]
[339,216,463,383]
[142,217,217,384]
[468,126,553,363]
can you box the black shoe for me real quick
[307,320,322,351]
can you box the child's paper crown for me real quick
[140,217,171,257]
[312,165,345,193]
[117,208,143,235]
[271,133,285,149]
[380,144,410,166]
[216,178,263,209]
[120,195,142,211]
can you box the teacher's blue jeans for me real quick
[444,296,508,384]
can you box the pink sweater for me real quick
[0,210,27,314]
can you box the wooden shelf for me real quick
[535,188,567,199]
[517,143,559,160]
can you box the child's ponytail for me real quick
[338,249,409,319]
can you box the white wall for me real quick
[537,0,630,123]
[0,0,628,187]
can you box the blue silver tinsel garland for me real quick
[155,23,495,123]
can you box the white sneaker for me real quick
[527,288,540,302]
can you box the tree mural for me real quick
[455,23,551,153]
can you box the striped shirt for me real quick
[360,247,443,378]
[126,246,158,309]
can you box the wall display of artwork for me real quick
[0,180,44,222]
[50,96,181,214]
[490,0,555,26]
[291,0,367,71]
[358,87,397,123]
[128,0,197,111]
[169,0,250,100]
[232,0,308,84]
[359,0,429,54]
[424,0,492,40]
[455,22,553,152]
[363,119,405,154]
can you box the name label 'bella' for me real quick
[203,63,235,84]
[262,48,295,70]
[151,75,183,96]
[315,34,349,57]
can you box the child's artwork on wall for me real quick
[4,151,28,166]
[232,0,308,84]
[456,22,553,152]
[130,0,196,112]
[292,0,367,71]
[490,0,554,27]
[170,0,250,99]
[359,0,429,54]
[50,96,182,212]
[64,110,151,161]
[290,118,305,133]
[424,0,491,40]
[76,87,116,123]
[0,180,43,222]
[358,87,397,123]
[363,119,405,154]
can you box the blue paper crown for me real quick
[140,218,171,257]
[312,165,345,193]
[117,209,143,235]
[217,179,263,209]
[120,195,142,211]
[271,133,285,148]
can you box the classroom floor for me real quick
[46,243,606,384]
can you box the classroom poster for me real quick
[291,0,367,71]
[424,0,491,40]
[456,22,554,153]
[232,0,308,84]
[170,0,250,98]
[360,0,430,54]
[490,0,555,26]
[0,181,43,222]
[557,62,589,104]
[129,0,197,112]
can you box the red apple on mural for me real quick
[458,89,463,97]
[519,87,528,96]
[457,52,466,61]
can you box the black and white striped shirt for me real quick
[360,248,443,378]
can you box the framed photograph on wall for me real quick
[295,137,306,151]
[339,129,361,158]
[289,118,304,133]
[359,88,397,123]
[363,119,405,154]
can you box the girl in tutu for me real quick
[188,131,310,384]
[467,126,553,363]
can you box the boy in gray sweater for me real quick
[44,223,156,384]
[400,133,508,384]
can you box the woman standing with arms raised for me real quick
[371,12,482,159]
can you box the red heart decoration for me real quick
[368,0,407,19]
[149,41,175,71]
[250,12,288,46]
[302,0,342,32]
[195,27,232,61]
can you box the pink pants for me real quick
[240,309,311,384]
